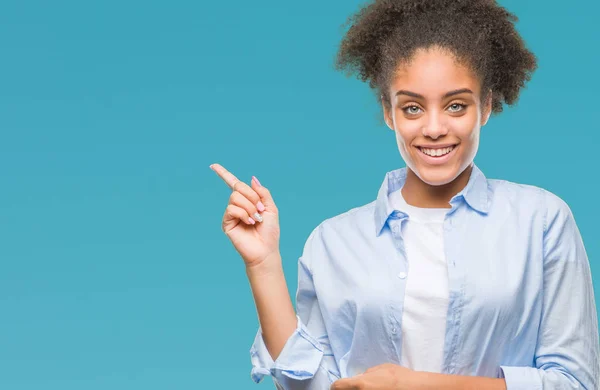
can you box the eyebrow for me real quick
[395,88,473,99]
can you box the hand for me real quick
[330,364,418,390]
[210,163,280,269]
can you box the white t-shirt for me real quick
[389,188,450,373]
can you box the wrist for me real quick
[245,252,283,277]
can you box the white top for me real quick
[389,188,450,373]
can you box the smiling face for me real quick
[383,46,492,186]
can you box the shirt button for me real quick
[393,226,399,233]
[397,272,407,279]
[391,327,397,334]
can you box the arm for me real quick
[246,255,298,362]
[411,371,506,390]
[249,226,341,389]
[331,363,507,390]
[498,191,599,389]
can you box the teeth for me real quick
[420,145,455,157]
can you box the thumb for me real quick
[251,176,277,211]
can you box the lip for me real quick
[416,143,458,149]
[415,144,458,165]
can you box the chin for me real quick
[409,161,464,187]
[418,170,459,186]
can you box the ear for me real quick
[481,89,492,126]
[382,95,394,130]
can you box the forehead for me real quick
[391,47,481,96]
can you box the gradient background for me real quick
[0,0,598,388]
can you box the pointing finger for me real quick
[210,163,241,190]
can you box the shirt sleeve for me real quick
[249,225,341,389]
[499,190,600,389]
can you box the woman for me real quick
[210,0,599,389]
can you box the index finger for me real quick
[210,163,241,190]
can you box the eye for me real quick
[448,103,467,113]
[402,105,422,115]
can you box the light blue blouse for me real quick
[249,164,599,389]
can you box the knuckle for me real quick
[230,191,244,204]
[250,191,261,204]
[231,190,252,204]
[227,204,241,216]
[236,192,257,213]
[247,193,259,206]
[242,187,260,204]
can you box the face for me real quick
[383,46,492,186]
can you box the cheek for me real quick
[455,110,480,133]
[394,120,421,145]
[395,130,415,153]
[450,116,480,142]
[454,126,481,160]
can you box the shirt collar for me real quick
[373,163,491,236]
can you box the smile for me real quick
[417,145,456,157]
[415,144,459,165]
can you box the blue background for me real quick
[0,0,598,388]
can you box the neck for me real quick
[401,164,473,209]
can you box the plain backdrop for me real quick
[0,0,598,388]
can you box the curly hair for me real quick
[334,0,538,115]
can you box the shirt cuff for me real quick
[499,365,542,390]
[249,315,324,383]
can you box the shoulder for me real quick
[487,177,573,229]
[488,177,546,201]
[300,200,376,263]
[315,199,376,236]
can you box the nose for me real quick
[422,111,448,139]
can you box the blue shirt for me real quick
[249,164,600,389]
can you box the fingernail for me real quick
[248,217,256,225]
[253,212,263,223]
[252,176,262,187]
[257,201,265,212]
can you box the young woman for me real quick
[210,0,599,389]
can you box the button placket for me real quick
[388,217,407,345]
